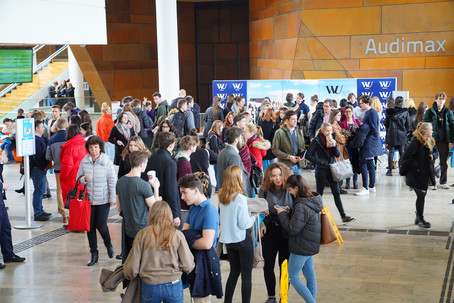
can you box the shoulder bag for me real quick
[329,153,354,182]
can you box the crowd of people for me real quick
[0,89,452,303]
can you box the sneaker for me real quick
[34,214,50,221]
[265,298,277,303]
[369,187,376,193]
[430,185,437,190]
[355,187,369,196]
[440,184,450,189]
[386,170,392,176]
[342,216,356,224]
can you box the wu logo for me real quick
[232,93,243,97]
[361,82,373,89]
[379,81,392,89]
[326,86,343,94]
[379,92,391,98]
[362,92,373,97]
[232,83,244,91]
[217,93,227,99]
[216,83,227,91]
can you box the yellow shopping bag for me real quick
[280,259,289,303]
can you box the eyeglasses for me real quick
[345,110,352,113]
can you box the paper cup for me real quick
[147,170,156,180]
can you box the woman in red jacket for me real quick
[59,125,88,205]
[244,124,270,170]
[96,102,115,163]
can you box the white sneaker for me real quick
[430,185,437,190]
[355,187,370,196]
[369,187,376,193]
[440,184,450,189]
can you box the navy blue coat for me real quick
[183,230,223,299]
[351,124,383,159]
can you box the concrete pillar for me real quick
[155,0,180,102]
[68,46,85,110]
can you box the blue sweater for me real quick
[362,108,380,135]
[32,135,49,170]
[219,194,255,244]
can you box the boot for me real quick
[414,212,419,225]
[106,244,114,259]
[87,252,99,266]
[417,217,431,228]
[386,169,392,176]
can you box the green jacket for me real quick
[154,100,169,125]
[272,124,305,168]
[422,103,454,143]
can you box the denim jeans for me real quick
[291,164,302,175]
[360,159,375,189]
[1,142,14,163]
[288,253,317,303]
[30,167,47,216]
[104,142,115,164]
[141,279,183,303]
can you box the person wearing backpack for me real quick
[275,174,322,303]
[169,98,195,137]
[401,123,438,228]
[218,165,257,303]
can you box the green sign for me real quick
[0,49,33,84]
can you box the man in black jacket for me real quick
[31,120,51,221]
[423,92,454,189]
[131,99,152,140]
[142,132,180,227]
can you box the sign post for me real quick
[14,118,42,229]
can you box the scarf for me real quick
[117,123,130,141]
[318,133,332,159]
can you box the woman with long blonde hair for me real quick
[118,136,150,178]
[124,201,195,303]
[219,165,256,303]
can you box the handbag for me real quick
[329,154,354,182]
[252,217,264,269]
[320,213,337,244]
[67,183,92,232]
[64,176,83,209]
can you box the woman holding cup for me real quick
[305,123,355,224]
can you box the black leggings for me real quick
[414,189,427,218]
[87,203,112,254]
[262,222,289,297]
[315,167,346,218]
[225,230,253,303]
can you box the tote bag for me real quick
[320,213,337,244]
[329,154,354,182]
[252,217,264,269]
[67,183,92,232]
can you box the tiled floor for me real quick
[0,162,452,303]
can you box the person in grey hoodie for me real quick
[276,174,323,303]
[77,136,117,266]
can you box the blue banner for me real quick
[212,80,247,105]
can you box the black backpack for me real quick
[169,111,185,137]
[250,164,263,194]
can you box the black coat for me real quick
[108,125,135,165]
[207,132,225,154]
[308,110,324,139]
[384,107,411,146]
[278,194,323,256]
[402,135,438,191]
[133,107,152,139]
[258,119,279,160]
[141,149,180,220]
[305,135,341,170]
[204,107,224,138]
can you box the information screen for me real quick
[0,49,33,84]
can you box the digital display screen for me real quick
[0,49,33,84]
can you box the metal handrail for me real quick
[0,45,68,98]
[33,45,45,53]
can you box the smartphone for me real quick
[275,204,282,209]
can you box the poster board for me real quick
[16,118,35,157]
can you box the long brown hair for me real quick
[218,166,243,205]
[121,136,149,160]
[260,162,291,192]
[224,111,235,128]
[286,174,314,198]
[415,102,428,124]
[212,96,221,120]
[263,108,276,123]
[146,201,176,250]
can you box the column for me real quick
[68,46,85,110]
[155,0,180,102]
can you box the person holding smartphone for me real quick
[271,110,305,175]
[305,123,355,224]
